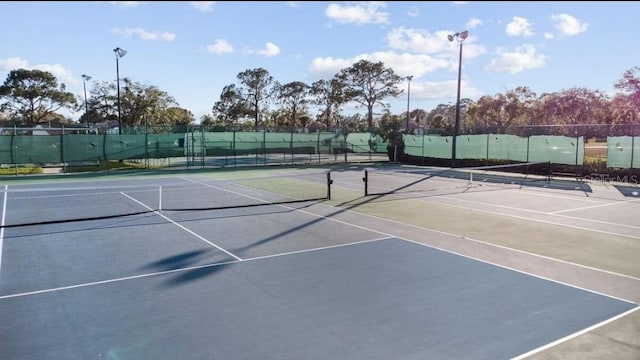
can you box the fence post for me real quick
[233,129,237,167]
[200,125,205,168]
[575,133,580,166]
[631,124,636,173]
[61,126,66,173]
[145,124,149,169]
[11,127,16,175]
[363,170,368,196]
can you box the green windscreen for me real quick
[403,134,583,165]
[607,136,639,168]
[346,133,386,153]
[487,134,529,162]
[529,135,584,165]
[62,134,103,162]
[205,132,234,155]
[455,135,489,160]
[13,135,62,163]
[421,135,453,159]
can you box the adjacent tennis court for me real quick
[0,165,638,359]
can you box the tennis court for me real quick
[0,164,638,359]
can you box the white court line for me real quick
[120,192,242,261]
[244,237,393,262]
[438,194,640,231]
[550,198,640,214]
[0,237,393,300]
[0,258,239,300]
[511,305,640,360]
[192,180,401,239]
[416,195,640,240]
[399,236,638,305]
[519,186,640,203]
[0,185,7,271]
[319,201,640,286]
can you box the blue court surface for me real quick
[0,174,637,359]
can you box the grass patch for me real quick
[0,166,43,175]
[63,160,150,173]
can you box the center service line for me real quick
[120,192,242,261]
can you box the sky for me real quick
[1,1,638,123]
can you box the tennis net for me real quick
[1,171,332,228]
[363,162,551,196]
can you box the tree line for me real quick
[1,61,638,136]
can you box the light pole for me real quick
[405,75,413,131]
[113,47,127,134]
[448,30,468,167]
[81,74,91,127]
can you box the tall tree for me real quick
[118,78,189,129]
[211,84,252,126]
[87,80,118,126]
[274,81,310,127]
[310,77,347,128]
[0,69,76,125]
[200,114,215,127]
[236,68,275,129]
[538,87,610,135]
[87,78,189,130]
[426,103,455,133]
[614,66,640,105]
[338,60,403,129]
[164,107,194,127]
[613,66,640,126]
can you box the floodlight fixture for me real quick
[114,47,127,58]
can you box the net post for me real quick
[469,170,473,186]
[546,161,551,187]
[326,171,332,200]
[363,170,368,196]
[158,185,162,211]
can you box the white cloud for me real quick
[452,1,468,5]
[0,57,29,71]
[407,6,419,17]
[206,39,234,54]
[550,13,589,36]
[189,1,215,12]
[108,1,140,8]
[466,18,482,29]
[308,51,451,81]
[325,2,389,25]
[386,28,451,54]
[506,16,535,37]
[0,57,77,85]
[544,32,554,39]
[256,42,281,57]
[285,1,302,7]
[112,27,176,41]
[485,44,547,74]
[385,27,487,67]
[33,64,77,85]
